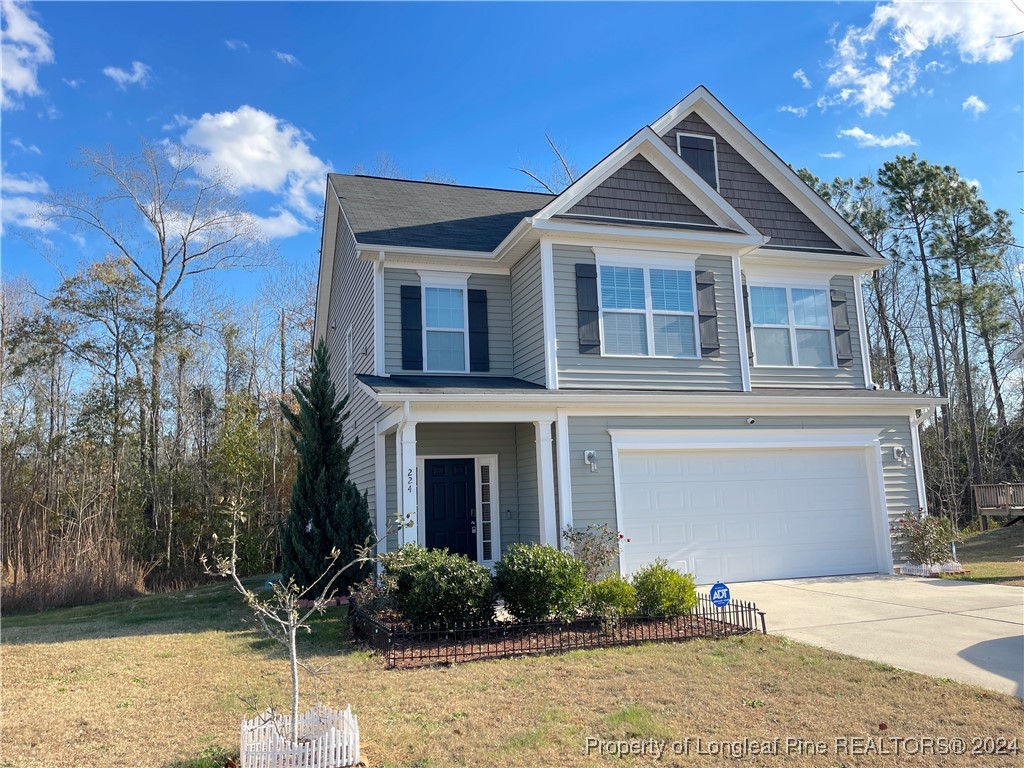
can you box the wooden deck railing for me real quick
[972,484,1024,530]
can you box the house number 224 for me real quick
[406,468,414,494]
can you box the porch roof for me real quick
[358,374,945,409]
[357,374,547,395]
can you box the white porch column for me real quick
[535,420,558,547]
[374,430,387,560]
[400,422,418,547]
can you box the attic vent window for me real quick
[676,133,719,190]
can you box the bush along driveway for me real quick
[732,575,1024,697]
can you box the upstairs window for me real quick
[676,133,719,190]
[598,263,698,358]
[749,285,835,368]
[423,282,468,372]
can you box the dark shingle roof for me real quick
[330,174,553,252]
[358,374,546,395]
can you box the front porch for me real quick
[378,419,564,567]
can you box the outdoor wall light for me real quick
[746,418,756,425]
[584,450,598,472]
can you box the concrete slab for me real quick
[732,575,1024,698]
[960,605,1024,626]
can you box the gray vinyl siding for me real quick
[383,268,513,376]
[749,274,867,389]
[568,156,714,225]
[324,201,389,542]
[566,414,919,561]
[554,245,743,390]
[381,422,542,555]
[514,423,540,548]
[510,246,546,385]
[660,114,838,250]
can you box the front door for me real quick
[424,458,477,560]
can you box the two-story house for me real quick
[313,86,941,584]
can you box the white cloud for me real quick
[819,151,845,159]
[10,137,40,154]
[962,94,988,116]
[161,113,192,131]
[273,50,300,66]
[1,167,52,234]
[62,77,81,88]
[224,39,249,51]
[1,0,54,109]
[838,126,918,148]
[963,177,981,191]
[777,105,808,117]
[246,209,310,239]
[102,60,150,89]
[180,105,331,235]
[823,0,1022,115]
[793,68,811,88]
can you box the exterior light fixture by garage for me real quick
[584,450,598,472]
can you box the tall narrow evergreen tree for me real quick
[279,339,373,592]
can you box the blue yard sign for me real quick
[710,582,731,608]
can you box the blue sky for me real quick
[3,1,1022,296]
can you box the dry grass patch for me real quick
[3,580,1022,767]
[943,524,1024,587]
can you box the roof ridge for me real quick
[329,173,554,197]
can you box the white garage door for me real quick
[617,447,882,583]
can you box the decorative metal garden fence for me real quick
[240,704,360,768]
[351,592,766,669]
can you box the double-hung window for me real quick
[598,260,699,358]
[749,284,835,368]
[421,274,469,372]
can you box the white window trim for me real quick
[748,280,837,369]
[675,131,720,191]
[417,270,471,374]
[415,454,501,569]
[595,253,700,360]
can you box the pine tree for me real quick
[279,340,373,593]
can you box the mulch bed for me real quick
[355,612,753,669]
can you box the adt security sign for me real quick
[710,582,731,608]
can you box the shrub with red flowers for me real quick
[562,523,630,583]
[890,508,962,566]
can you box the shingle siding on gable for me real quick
[660,114,839,249]
[567,156,714,225]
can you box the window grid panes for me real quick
[423,285,467,371]
[480,464,492,562]
[598,265,698,359]
[749,285,835,369]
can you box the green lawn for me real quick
[3,579,1022,767]
[942,524,1024,587]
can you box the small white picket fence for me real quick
[240,704,360,768]
[900,561,962,577]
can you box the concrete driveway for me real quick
[732,575,1024,697]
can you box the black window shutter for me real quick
[695,270,720,357]
[400,284,423,370]
[831,288,854,366]
[575,263,600,354]
[741,283,754,360]
[468,289,489,372]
